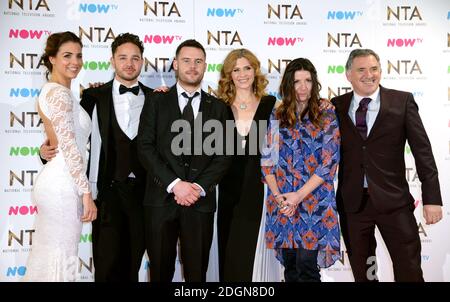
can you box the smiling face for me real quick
[346,54,381,97]
[111,42,143,86]
[49,41,82,83]
[173,46,206,91]
[294,70,312,104]
[230,57,255,92]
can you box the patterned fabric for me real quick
[261,108,341,268]
[355,97,372,139]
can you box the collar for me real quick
[353,87,380,104]
[176,82,202,99]
[113,78,140,95]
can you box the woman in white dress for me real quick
[23,31,97,282]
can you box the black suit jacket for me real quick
[80,80,153,195]
[332,86,442,214]
[137,85,232,213]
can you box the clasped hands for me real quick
[275,191,305,217]
[173,180,202,206]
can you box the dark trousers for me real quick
[281,248,320,282]
[92,178,146,282]
[144,203,214,282]
[340,190,423,282]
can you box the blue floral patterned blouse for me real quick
[261,108,341,268]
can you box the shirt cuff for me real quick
[193,183,206,196]
[167,178,181,193]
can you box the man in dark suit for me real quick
[332,48,443,282]
[41,33,150,281]
[137,39,231,282]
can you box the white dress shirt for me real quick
[112,79,145,140]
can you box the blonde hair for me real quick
[216,48,268,105]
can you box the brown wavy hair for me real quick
[216,48,268,105]
[41,31,82,80]
[276,58,322,129]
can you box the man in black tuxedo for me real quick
[332,49,443,282]
[137,39,231,282]
[41,33,150,281]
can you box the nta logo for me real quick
[79,26,116,43]
[144,34,182,44]
[387,6,422,21]
[10,88,40,97]
[267,4,302,19]
[10,170,39,186]
[387,38,423,47]
[327,11,363,20]
[9,205,38,215]
[79,3,118,13]
[143,57,173,72]
[10,111,42,127]
[387,60,422,74]
[328,86,352,99]
[267,37,304,46]
[8,0,50,11]
[8,229,35,246]
[9,29,50,39]
[9,52,43,69]
[327,33,362,48]
[144,1,180,17]
[207,8,243,17]
[268,58,291,74]
[207,31,242,46]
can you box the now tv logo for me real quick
[79,3,118,13]
[267,36,304,46]
[9,205,38,216]
[143,34,182,44]
[83,61,110,70]
[206,8,243,17]
[10,88,41,97]
[387,38,423,47]
[327,11,363,20]
[6,266,26,277]
[9,29,50,39]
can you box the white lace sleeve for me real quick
[45,86,90,195]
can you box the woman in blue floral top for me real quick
[261,58,341,282]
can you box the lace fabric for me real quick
[41,84,90,195]
[23,82,91,282]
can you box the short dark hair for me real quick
[175,39,206,58]
[111,33,144,56]
[346,48,380,71]
[41,31,82,80]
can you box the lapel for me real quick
[96,81,114,162]
[189,90,213,175]
[339,92,362,140]
[366,85,388,141]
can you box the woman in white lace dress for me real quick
[23,32,97,282]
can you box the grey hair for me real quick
[345,49,380,71]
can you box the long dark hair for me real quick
[276,58,322,129]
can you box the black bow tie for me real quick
[119,84,140,95]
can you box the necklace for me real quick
[239,103,248,110]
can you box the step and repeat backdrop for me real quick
[0,0,449,282]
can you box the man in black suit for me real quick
[41,33,150,281]
[332,48,443,282]
[137,39,231,282]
